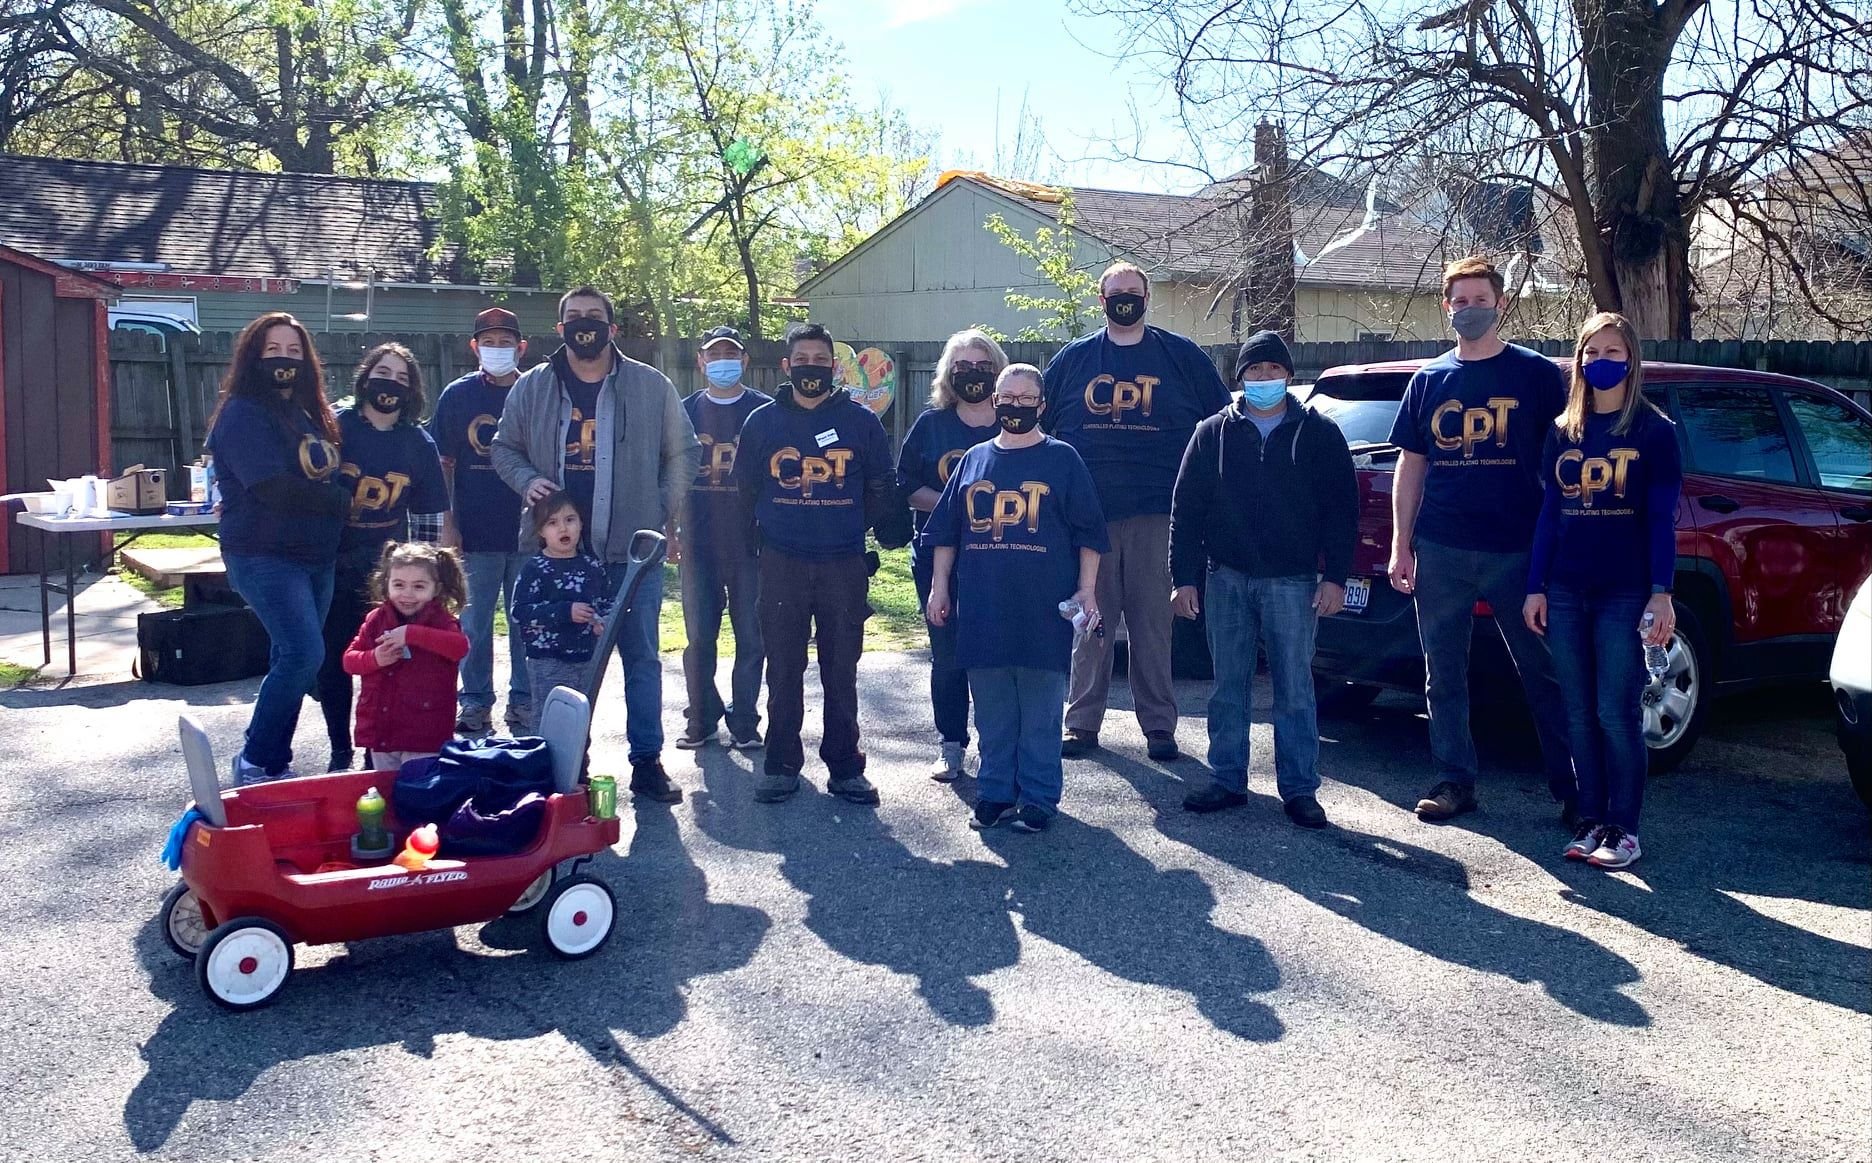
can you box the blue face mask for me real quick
[704,358,743,388]
[1581,358,1629,390]
[1240,378,1288,409]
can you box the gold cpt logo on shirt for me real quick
[299,436,341,481]
[937,448,968,484]
[696,434,739,486]
[1556,448,1640,507]
[1083,374,1159,423]
[770,446,852,497]
[467,414,499,458]
[1431,397,1520,457]
[966,480,1051,541]
[339,463,412,518]
[565,412,597,462]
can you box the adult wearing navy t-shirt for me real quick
[204,312,349,784]
[926,363,1109,833]
[492,286,701,805]
[898,328,1005,781]
[1386,256,1573,824]
[1041,262,1230,762]
[314,343,448,771]
[674,325,772,751]
[732,322,893,806]
[430,307,532,736]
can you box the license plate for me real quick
[1342,576,1371,614]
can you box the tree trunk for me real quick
[1577,0,1694,339]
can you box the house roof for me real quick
[0,154,467,284]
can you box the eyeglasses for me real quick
[995,394,1042,407]
[951,360,997,374]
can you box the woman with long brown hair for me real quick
[1523,311,1681,869]
[205,312,349,784]
[314,342,449,770]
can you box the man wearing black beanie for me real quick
[1169,330,1357,826]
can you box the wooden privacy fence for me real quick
[109,331,1872,481]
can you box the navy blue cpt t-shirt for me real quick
[1529,407,1683,596]
[681,387,771,567]
[925,437,1110,673]
[898,406,997,567]
[428,371,525,553]
[207,396,344,564]
[335,407,449,562]
[733,393,892,560]
[1041,327,1230,522]
[562,375,602,531]
[1387,344,1566,553]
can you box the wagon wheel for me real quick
[508,866,558,915]
[540,876,616,960]
[196,918,295,1011]
[160,882,208,959]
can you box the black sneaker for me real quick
[1183,782,1249,813]
[969,800,1015,830]
[326,748,355,773]
[1146,731,1181,762]
[1414,780,1478,821]
[1009,804,1053,833]
[827,773,881,805]
[754,769,801,802]
[1060,729,1100,758]
[629,759,683,804]
[1284,795,1329,829]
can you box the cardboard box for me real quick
[106,465,169,515]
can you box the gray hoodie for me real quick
[491,346,701,561]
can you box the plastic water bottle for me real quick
[1638,612,1670,682]
[1059,599,1103,640]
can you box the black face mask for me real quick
[255,356,305,398]
[995,402,1041,434]
[563,321,610,361]
[1103,292,1146,327]
[364,375,407,415]
[952,367,995,403]
[791,365,834,398]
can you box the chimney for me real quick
[1241,120,1297,339]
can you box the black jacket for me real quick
[1169,392,1358,587]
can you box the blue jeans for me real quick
[1546,585,1649,832]
[459,551,531,712]
[912,546,970,746]
[224,552,335,775]
[968,666,1069,814]
[604,561,666,762]
[1413,538,1574,801]
[1203,568,1320,801]
[680,548,764,738]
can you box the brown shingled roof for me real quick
[0,154,465,283]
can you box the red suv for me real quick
[1305,360,1872,771]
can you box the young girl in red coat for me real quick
[342,542,471,769]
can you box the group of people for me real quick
[205,253,1679,869]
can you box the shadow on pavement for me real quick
[1100,751,1651,1027]
[124,800,768,1152]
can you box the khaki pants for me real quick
[1065,513,1178,736]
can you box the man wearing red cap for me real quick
[429,307,532,735]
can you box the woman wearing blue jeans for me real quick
[1524,312,1681,870]
[205,313,350,784]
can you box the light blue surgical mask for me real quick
[704,359,743,388]
[1240,378,1288,410]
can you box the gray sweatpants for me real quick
[1065,513,1178,737]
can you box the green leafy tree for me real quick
[985,193,1100,341]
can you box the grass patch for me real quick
[114,532,219,551]
[0,660,40,687]
[120,570,184,609]
[650,540,926,654]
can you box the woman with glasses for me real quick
[924,364,1108,833]
[898,328,1007,781]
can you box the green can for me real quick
[588,775,618,820]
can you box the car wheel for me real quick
[1844,740,1872,813]
[196,918,294,1010]
[1644,601,1709,774]
[160,881,208,959]
[1315,677,1382,716]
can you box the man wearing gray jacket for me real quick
[492,285,701,802]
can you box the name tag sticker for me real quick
[814,428,839,449]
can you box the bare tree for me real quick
[1077,0,1872,339]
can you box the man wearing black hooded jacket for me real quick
[1169,331,1357,827]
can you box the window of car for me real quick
[1675,384,1800,484]
[1786,393,1872,494]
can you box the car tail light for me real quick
[1473,600,1493,617]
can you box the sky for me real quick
[816,0,1241,195]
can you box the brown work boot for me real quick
[1415,780,1477,822]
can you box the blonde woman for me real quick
[1523,312,1681,870]
[897,328,1007,780]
